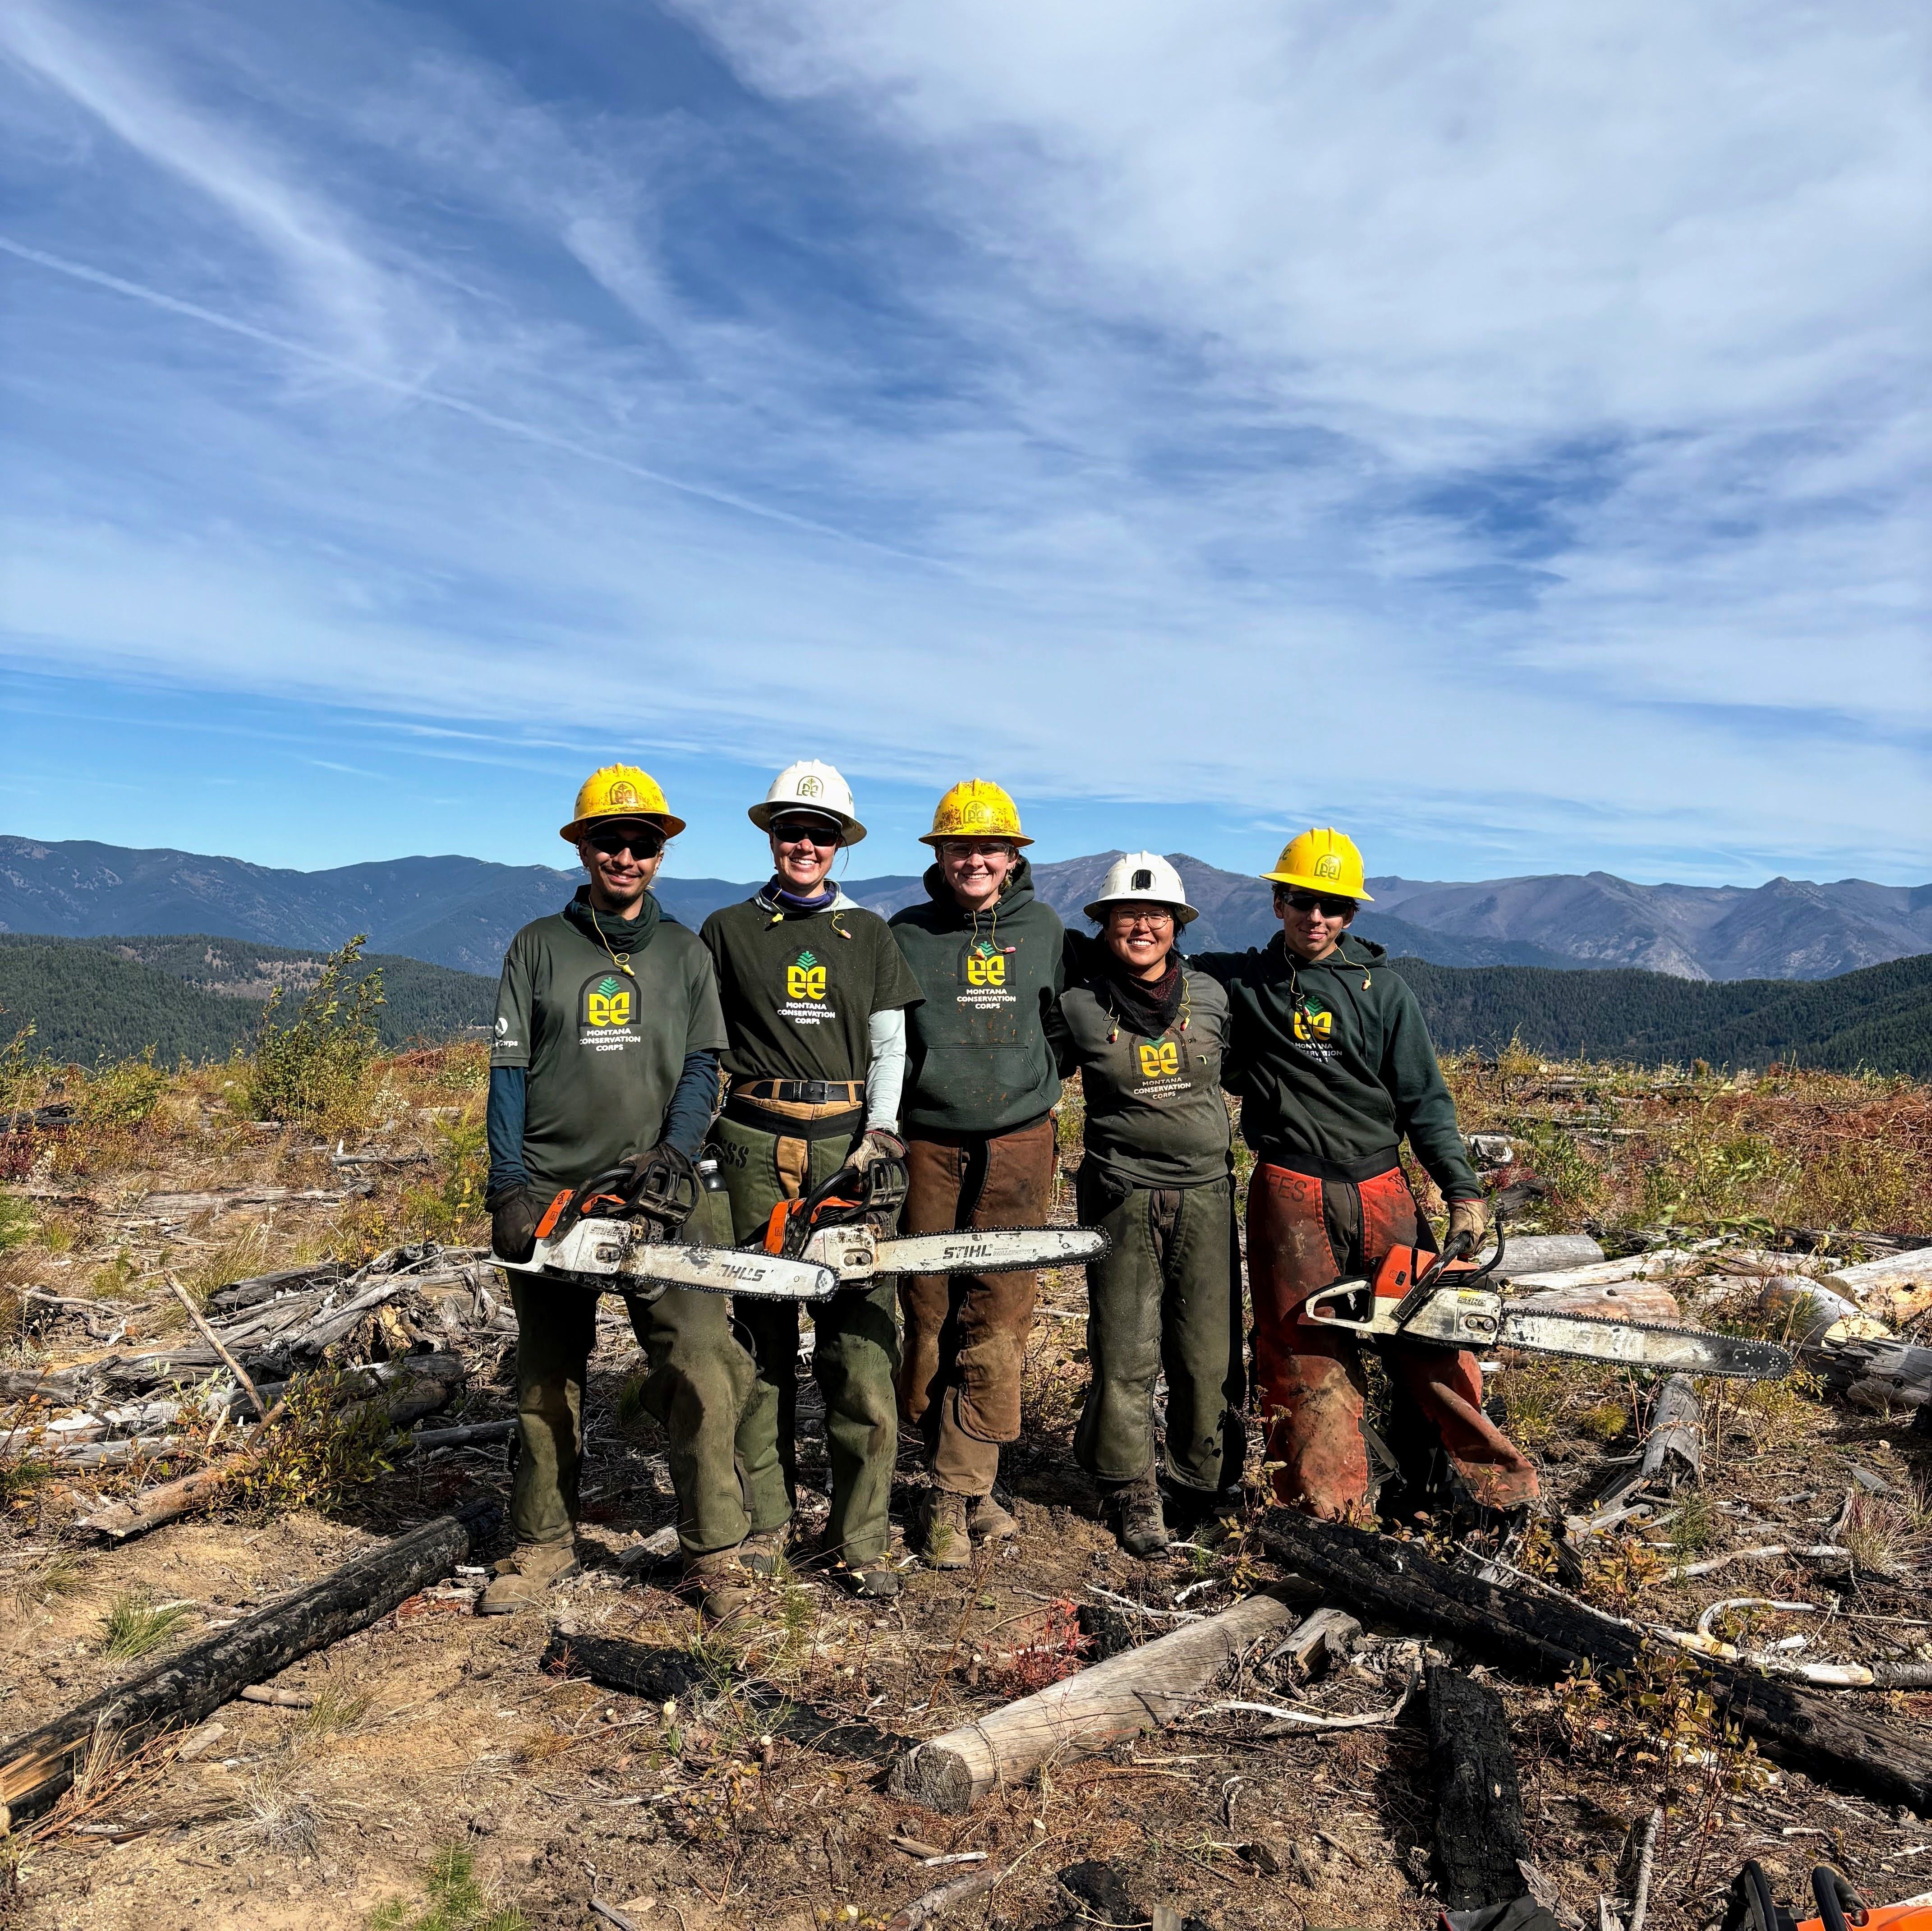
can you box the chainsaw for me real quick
[493,1146,1108,1305]
[1302,1220,1792,1379]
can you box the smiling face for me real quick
[938,838,1015,912]
[1103,901,1177,980]
[1275,886,1357,962]
[576,820,666,916]
[769,813,842,893]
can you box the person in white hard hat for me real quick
[698,761,925,1598]
[1045,853,1242,1555]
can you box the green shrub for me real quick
[400,1113,487,1241]
[0,1194,35,1255]
[74,1048,169,1126]
[98,1591,196,1661]
[246,938,384,1126]
[0,1015,41,1111]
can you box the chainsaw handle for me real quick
[780,1163,865,1258]
[1389,1230,1474,1328]
[1812,1867,1867,1931]
[553,1166,636,1239]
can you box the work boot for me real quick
[740,1527,787,1576]
[679,1548,756,1623]
[968,1493,1018,1545]
[921,1491,972,1570]
[1108,1475,1168,1559]
[477,1540,580,1615]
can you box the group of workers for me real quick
[481,762,1539,1618]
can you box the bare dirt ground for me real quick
[2,1047,1929,1931]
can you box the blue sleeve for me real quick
[661,1049,721,1159]
[486,1064,529,1199]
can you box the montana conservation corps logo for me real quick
[578,970,642,1051]
[965,940,1006,988]
[1313,851,1343,880]
[585,973,632,1028]
[785,950,828,1002]
[795,774,824,798]
[607,779,639,808]
[1137,1039,1181,1079]
[1292,998,1334,1047]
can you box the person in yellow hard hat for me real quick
[483,764,759,1618]
[888,781,1067,1567]
[1188,828,1537,1525]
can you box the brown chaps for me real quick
[897,1116,1056,1496]
[1247,1159,1538,1519]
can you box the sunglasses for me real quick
[772,820,841,848]
[585,824,664,858]
[1276,889,1356,918]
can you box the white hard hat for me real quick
[1084,851,1197,926]
[748,759,866,846]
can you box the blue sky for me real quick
[1,0,1926,888]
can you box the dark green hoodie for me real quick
[889,856,1065,1135]
[1187,931,1479,1200]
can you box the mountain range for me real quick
[3,835,1927,982]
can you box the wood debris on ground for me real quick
[0,1044,1929,1929]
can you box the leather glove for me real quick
[489,1183,546,1264]
[849,1128,906,1172]
[1446,1196,1488,1254]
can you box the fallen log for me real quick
[1638,1375,1702,1484]
[0,1503,494,1828]
[1813,1339,1932,1412]
[889,1589,1299,1814]
[1256,1512,1932,1811]
[1757,1277,1889,1349]
[1489,1235,1607,1278]
[1427,1665,1530,1909]
[1515,1282,1682,1324]
[1825,1250,1932,1327]
[1507,1251,1694,1294]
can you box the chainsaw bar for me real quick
[868,1225,1109,1276]
[1498,1306,1791,1380]
[495,1220,837,1301]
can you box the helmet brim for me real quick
[1260,869,1371,902]
[748,803,865,846]
[561,812,686,842]
[1084,895,1197,925]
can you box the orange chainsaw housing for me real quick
[1370,1244,1480,1301]
[1799,1906,1932,1931]
[761,1193,860,1256]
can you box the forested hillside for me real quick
[1389,950,1932,1076]
[0,933,494,1066]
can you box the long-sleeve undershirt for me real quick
[864,1008,906,1131]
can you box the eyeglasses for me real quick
[1276,889,1356,918]
[1109,908,1174,929]
[771,820,841,848]
[940,841,1013,859]
[585,824,664,859]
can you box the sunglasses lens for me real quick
[591,827,660,857]
[775,822,837,846]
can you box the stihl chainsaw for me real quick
[1302,1221,1791,1380]
[493,1145,1108,1305]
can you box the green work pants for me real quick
[506,1184,757,1559]
[1072,1162,1245,1500]
[712,1110,901,1566]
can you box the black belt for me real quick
[1256,1144,1402,1185]
[723,1094,865,1140]
[733,1078,865,1105]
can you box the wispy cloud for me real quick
[0,0,1924,883]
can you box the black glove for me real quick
[620,1141,699,1232]
[489,1183,546,1263]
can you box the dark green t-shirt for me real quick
[491,909,727,1190]
[1052,969,1232,1188]
[700,894,924,1084]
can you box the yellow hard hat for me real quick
[559,764,687,842]
[1260,828,1373,901]
[920,778,1032,848]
